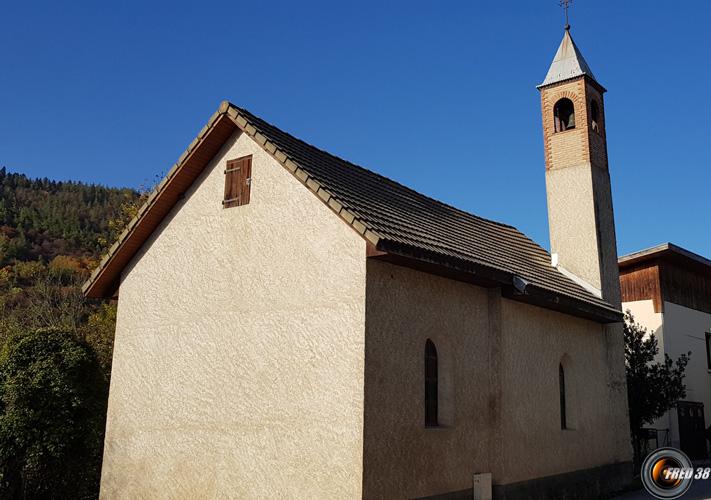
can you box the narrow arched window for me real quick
[554,98,575,132]
[590,100,601,133]
[425,339,438,427]
[559,363,567,430]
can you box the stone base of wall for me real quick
[416,462,634,500]
[494,462,633,500]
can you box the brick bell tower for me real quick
[538,26,621,307]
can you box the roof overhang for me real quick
[83,102,381,298]
[537,73,607,94]
[83,104,238,298]
[619,243,711,275]
[373,240,623,324]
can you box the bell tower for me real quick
[538,27,621,306]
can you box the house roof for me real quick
[619,243,711,274]
[539,28,602,90]
[83,101,622,323]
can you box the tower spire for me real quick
[538,27,602,90]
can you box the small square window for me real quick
[223,155,252,208]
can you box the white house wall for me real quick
[663,301,711,448]
[500,299,631,484]
[622,299,711,450]
[102,130,367,499]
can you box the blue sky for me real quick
[1,1,709,258]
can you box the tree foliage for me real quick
[625,311,690,464]
[0,329,107,499]
[0,167,143,498]
[0,167,137,264]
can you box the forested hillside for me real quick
[0,167,142,499]
[0,166,137,263]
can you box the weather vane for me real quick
[559,0,572,30]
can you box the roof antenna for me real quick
[559,0,572,31]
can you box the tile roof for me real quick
[231,104,620,319]
[83,101,621,322]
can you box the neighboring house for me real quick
[620,243,711,460]
[84,27,632,499]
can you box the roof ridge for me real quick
[229,103,518,232]
[228,104,618,313]
[228,103,613,302]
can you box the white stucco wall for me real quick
[622,299,664,352]
[661,301,711,448]
[362,260,631,497]
[663,302,711,407]
[102,130,367,499]
[500,300,632,484]
[362,260,493,498]
[546,163,601,294]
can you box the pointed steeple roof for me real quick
[538,28,600,89]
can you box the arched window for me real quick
[425,339,438,427]
[559,363,567,430]
[554,98,575,132]
[590,100,601,133]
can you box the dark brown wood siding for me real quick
[620,257,711,315]
[659,261,711,315]
[619,260,663,312]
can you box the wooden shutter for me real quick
[223,155,252,208]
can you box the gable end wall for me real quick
[103,130,367,499]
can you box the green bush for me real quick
[0,328,108,499]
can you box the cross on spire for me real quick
[559,0,572,30]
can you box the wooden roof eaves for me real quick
[82,104,236,298]
[83,101,383,298]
